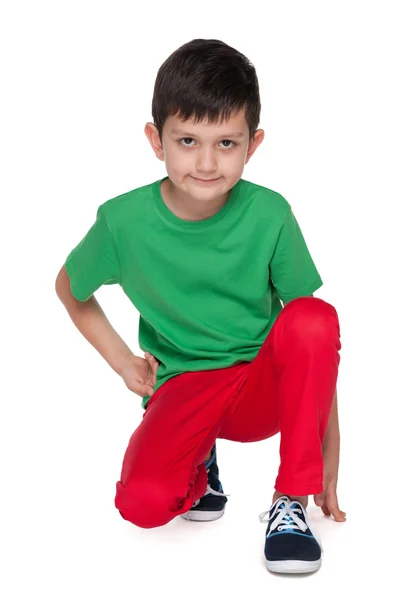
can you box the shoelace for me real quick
[258,496,324,552]
[204,482,230,498]
[182,465,231,520]
[204,457,231,498]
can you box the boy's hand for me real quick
[313,454,347,522]
[120,352,159,399]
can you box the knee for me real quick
[115,478,176,529]
[284,297,340,346]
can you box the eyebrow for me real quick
[170,129,245,138]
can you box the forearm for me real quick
[322,387,340,456]
[57,282,134,376]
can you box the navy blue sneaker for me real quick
[259,496,323,573]
[181,443,229,522]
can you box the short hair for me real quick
[151,39,261,142]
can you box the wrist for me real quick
[119,352,135,376]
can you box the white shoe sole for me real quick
[180,507,225,521]
[266,558,322,573]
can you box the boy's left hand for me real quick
[144,352,160,395]
[313,457,347,522]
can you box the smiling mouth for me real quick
[192,176,220,182]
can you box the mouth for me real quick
[191,176,220,183]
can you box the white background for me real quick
[1,0,399,597]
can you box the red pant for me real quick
[115,297,341,528]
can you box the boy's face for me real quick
[145,107,264,202]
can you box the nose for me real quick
[196,147,218,173]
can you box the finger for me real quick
[149,357,159,377]
[314,492,325,507]
[321,504,331,516]
[145,352,159,370]
[141,385,154,397]
[326,493,347,521]
[329,505,347,521]
[315,495,331,516]
[144,354,158,383]
[135,377,154,398]
[149,363,157,383]
[146,366,156,386]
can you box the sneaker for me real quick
[259,496,323,573]
[180,442,229,522]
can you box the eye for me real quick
[180,137,195,147]
[178,138,236,149]
[220,140,236,149]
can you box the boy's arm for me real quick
[322,387,339,454]
[55,264,135,376]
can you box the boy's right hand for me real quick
[120,352,159,399]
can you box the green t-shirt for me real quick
[65,177,323,409]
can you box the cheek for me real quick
[218,147,243,163]
[221,151,245,173]
[165,147,191,171]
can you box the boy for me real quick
[55,38,346,574]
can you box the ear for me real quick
[144,122,164,161]
[245,128,265,164]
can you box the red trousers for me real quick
[115,296,341,529]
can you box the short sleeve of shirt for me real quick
[270,207,323,303]
[65,206,121,302]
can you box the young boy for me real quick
[55,38,346,575]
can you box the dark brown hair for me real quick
[151,39,261,142]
